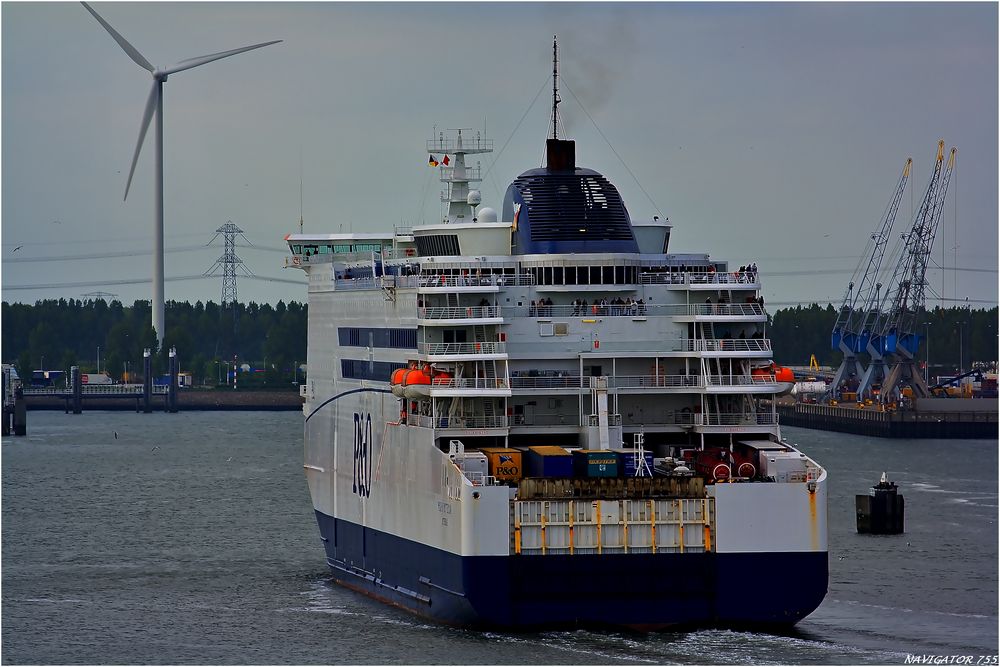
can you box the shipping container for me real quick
[479,447,523,483]
[525,446,573,478]
[573,449,619,478]
[611,448,655,477]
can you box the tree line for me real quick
[1,298,995,386]
[2,299,306,387]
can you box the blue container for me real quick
[572,450,619,478]
[612,449,655,477]
[525,446,573,478]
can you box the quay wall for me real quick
[24,389,303,412]
[777,402,998,439]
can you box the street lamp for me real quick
[922,322,931,385]
[956,322,965,374]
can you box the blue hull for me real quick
[316,511,828,630]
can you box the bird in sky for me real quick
[151,445,160,452]
[52,219,62,224]
[12,245,22,253]
[114,431,118,439]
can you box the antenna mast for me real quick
[299,146,304,234]
[551,35,560,140]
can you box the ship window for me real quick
[338,327,416,349]
[615,266,625,283]
[603,266,614,284]
[578,267,589,285]
[318,245,331,254]
[543,267,552,285]
[553,267,564,284]
[565,266,576,284]
[590,266,601,284]
[341,359,407,382]
[553,323,569,336]
[291,245,302,254]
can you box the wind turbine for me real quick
[81,2,280,347]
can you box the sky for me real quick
[2,2,997,311]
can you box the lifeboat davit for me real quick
[402,368,431,399]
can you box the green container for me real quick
[572,449,619,478]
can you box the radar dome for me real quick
[476,207,498,222]
[467,190,482,206]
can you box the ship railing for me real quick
[334,278,377,290]
[641,271,760,285]
[704,374,778,386]
[640,271,759,285]
[438,165,482,181]
[606,375,697,389]
[512,413,577,426]
[510,375,585,389]
[393,225,414,237]
[417,306,501,319]
[406,414,509,429]
[702,412,778,426]
[418,342,506,356]
[418,273,534,288]
[687,339,771,352]
[426,378,510,390]
[585,413,623,427]
[661,411,777,426]
[519,303,764,318]
[426,137,494,153]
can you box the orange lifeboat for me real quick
[390,364,413,397]
[772,364,795,394]
[431,371,454,386]
[402,368,431,399]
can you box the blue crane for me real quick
[829,158,911,400]
[858,141,957,402]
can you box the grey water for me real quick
[2,411,997,665]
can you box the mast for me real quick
[551,35,560,140]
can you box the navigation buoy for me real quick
[856,472,905,534]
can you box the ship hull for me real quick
[316,511,828,630]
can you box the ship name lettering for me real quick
[353,412,373,498]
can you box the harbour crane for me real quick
[859,141,957,402]
[829,157,911,399]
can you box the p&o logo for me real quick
[353,412,373,498]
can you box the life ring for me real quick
[712,463,731,480]
[292,255,301,266]
[738,462,756,478]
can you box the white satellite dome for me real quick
[467,190,482,206]
[476,206,498,222]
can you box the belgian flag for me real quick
[428,154,439,167]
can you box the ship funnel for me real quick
[546,138,576,171]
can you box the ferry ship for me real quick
[286,47,828,630]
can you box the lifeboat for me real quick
[390,367,408,397]
[402,367,431,399]
[772,364,795,395]
[431,371,454,386]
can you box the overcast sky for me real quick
[2,2,997,310]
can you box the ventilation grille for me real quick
[512,172,633,242]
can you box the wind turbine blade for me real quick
[124,82,159,201]
[161,40,282,76]
[80,2,154,72]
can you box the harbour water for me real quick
[3,411,996,664]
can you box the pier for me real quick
[776,399,998,439]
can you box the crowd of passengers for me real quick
[529,298,648,317]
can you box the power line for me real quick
[1,273,305,291]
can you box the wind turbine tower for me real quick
[81,2,280,348]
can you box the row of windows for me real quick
[527,265,641,286]
[338,327,417,349]
[290,242,387,255]
[341,359,407,382]
[414,234,461,257]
